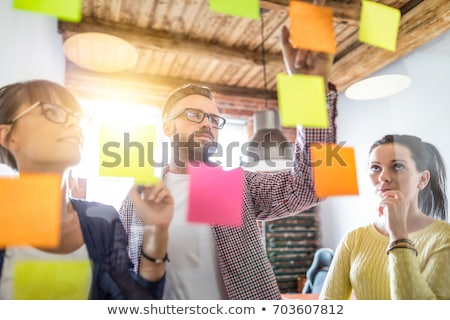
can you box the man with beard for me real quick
[119,24,338,299]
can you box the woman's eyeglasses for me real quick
[9,102,91,128]
[168,108,226,129]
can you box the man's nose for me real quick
[200,115,213,128]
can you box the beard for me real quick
[172,129,217,167]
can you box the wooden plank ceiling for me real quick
[59,0,450,108]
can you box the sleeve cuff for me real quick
[130,270,166,299]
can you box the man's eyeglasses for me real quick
[168,108,226,129]
[9,102,91,128]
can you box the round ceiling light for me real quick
[63,32,138,72]
[345,74,412,100]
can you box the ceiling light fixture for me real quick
[345,74,412,100]
[242,9,293,172]
[63,32,138,72]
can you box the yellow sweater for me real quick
[320,220,450,300]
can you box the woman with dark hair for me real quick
[320,134,449,300]
[0,80,173,299]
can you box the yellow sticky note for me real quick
[276,73,329,128]
[209,0,260,20]
[0,174,61,247]
[289,1,336,53]
[13,0,82,22]
[358,0,401,52]
[99,124,159,185]
[310,143,359,197]
[14,260,91,299]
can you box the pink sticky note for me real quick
[187,163,244,226]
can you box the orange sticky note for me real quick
[310,143,359,197]
[0,174,62,247]
[289,1,336,53]
[187,163,244,226]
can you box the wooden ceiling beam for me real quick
[59,18,281,67]
[64,62,278,106]
[61,0,449,98]
[329,0,450,91]
[260,0,361,24]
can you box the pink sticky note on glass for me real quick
[187,163,244,226]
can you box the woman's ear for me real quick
[0,124,12,148]
[419,170,431,190]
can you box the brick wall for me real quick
[215,93,296,143]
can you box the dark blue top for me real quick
[0,198,165,299]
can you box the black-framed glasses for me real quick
[168,108,226,129]
[9,102,91,127]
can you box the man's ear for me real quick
[0,124,12,148]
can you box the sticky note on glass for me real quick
[99,124,159,185]
[14,260,91,299]
[13,0,82,22]
[209,0,260,20]
[310,143,359,197]
[289,1,336,53]
[187,163,244,226]
[0,174,61,247]
[277,73,329,128]
[358,0,401,52]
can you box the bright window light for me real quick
[71,98,248,210]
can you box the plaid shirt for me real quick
[119,86,338,299]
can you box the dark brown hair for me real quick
[370,134,447,220]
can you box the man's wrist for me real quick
[327,82,337,92]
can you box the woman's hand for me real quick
[379,190,409,240]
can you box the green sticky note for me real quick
[14,260,91,299]
[358,0,401,52]
[276,73,329,128]
[99,124,159,185]
[209,0,260,20]
[13,0,82,22]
